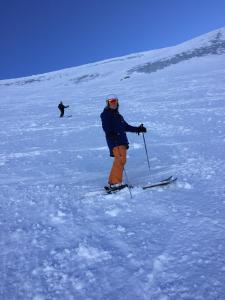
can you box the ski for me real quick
[142,176,177,189]
[159,175,173,182]
[102,176,177,195]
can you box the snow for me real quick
[1,27,225,299]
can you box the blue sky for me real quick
[0,0,225,80]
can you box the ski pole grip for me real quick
[141,123,144,135]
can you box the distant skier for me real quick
[58,101,69,118]
[100,94,147,192]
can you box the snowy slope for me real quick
[1,27,225,300]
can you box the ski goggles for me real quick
[108,98,118,105]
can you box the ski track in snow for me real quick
[1,30,225,299]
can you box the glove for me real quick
[137,124,147,134]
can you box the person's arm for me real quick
[124,119,139,133]
[101,112,117,138]
[124,119,147,133]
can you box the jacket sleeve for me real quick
[101,112,115,136]
[124,119,138,133]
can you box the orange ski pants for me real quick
[108,145,127,185]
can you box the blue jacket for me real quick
[100,107,138,156]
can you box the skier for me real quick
[100,94,147,192]
[58,101,69,118]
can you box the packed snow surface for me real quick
[1,28,225,300]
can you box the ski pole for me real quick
[140,124,151,176]
[117,145,133,199]
[123,165,133,199]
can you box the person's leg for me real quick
[108,145,127,185]
[60,110,64,117]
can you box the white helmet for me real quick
[106,94,118,101]
[106,94,119,106]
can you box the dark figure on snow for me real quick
[100,94,147,191]
[58,101,69,117]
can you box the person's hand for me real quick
[137,124,147,134]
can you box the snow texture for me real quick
[1,27,225,300]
